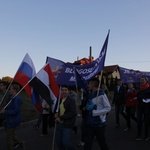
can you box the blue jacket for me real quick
[5,95,22,128]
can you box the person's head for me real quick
[0,81,8,92]
[140,77,149,85]
[61,84,69,98]
[117,79,122,86]
[128,83,134,89]
[88,77,99,91]
[9,84,20,96]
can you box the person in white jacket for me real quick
[84,78,111,150]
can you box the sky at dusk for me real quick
[0,0,150,78]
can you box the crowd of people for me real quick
[0,76,150,150]
[112,77,150,141]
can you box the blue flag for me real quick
[119,66,150,83]
[46,31,110,86]
[74,68,89,91]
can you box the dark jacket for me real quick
[59,96,76,128]
[137,87,150,107]
[5,95,22,128]
[113,85,126,105]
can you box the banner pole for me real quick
[1,79,32,110]
[0,79,14,106]
[52,122,57,150]
[96,70,103,103]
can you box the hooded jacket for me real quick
[5,95,22,128]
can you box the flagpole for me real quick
[1,77,34,110]
[0,79,13,106]
[74,67,81,116]
[55,86,62,113]
[0,64,21,107]
[2,62,58,110]
[73,67,79,99]
[51,85,62,150]
[52,122,57,150]
[73,67,79,95]
[0,53,32,108]
[96,70,103,103]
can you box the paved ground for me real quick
[0,107,150,150]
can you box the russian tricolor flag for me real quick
[14,53,40,110]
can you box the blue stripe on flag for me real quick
[18,62,33,79]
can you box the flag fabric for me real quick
[74,68,89,91]
[13,53,40,111]
[119,66,150,83]
[29,63,60,113]
[46,30,110,86]
[46,56,65,71]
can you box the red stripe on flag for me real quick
[44,64,59,98]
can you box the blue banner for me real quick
[46,31,110,86]
[119,67,150,83]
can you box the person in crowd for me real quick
[41,99,50,136]
[112,79,127,127]
[0,84,25,150]
[124,83,137,131]
[84,78,111,150]
[55,84,77,150]
[136,77,150,141]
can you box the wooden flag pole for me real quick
[73,67,79,95]
[51,85,62,150]
[0,79,14,106]
[96,70,103,103]
[52,122,57,150]
[1,81,30,110]
[0,74,36,110]
[73,67,81,116]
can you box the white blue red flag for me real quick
[13,53,40,110]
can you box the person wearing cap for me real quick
[136,77,150,141]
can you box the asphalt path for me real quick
[0,107,150,150]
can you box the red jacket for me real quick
[125,89,137,107]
